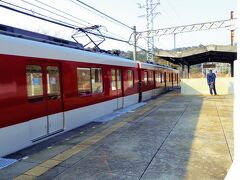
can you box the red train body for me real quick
[0,25,179,157]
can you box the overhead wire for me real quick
[69,0,133,40]
[100,30,129,42]
[34,0,92,26]
[165,0,183,25]
[21,0,87,27]
[80,29,129,43]
[32,0,130,43]
[70,0,133,30]
[1,1,153,59]
[160,2,178,26]
[0,0,77,28]
[0,1,130,44]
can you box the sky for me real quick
[0,0,237,51]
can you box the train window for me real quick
[77,68,91,95]
[158,72,162,83]
[47,66,60,99]
[127,70,134,88]
[155,72,158,83]
[144,71,148,84]
[159,72,163,83]
[111,69,116,90]
[163,73,166,83]
[91,68,103,93]
[149,71,153,83]
[117,70,122,90]
[26,65,43,99]
[155,72,161,83]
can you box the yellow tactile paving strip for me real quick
[14,94,174,179]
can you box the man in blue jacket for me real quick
[207,69,217,95]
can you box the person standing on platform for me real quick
[207,69,217,95]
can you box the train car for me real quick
[0,25,179,157]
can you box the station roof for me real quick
[156,45,237,66]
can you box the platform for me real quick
[0,90,233,180]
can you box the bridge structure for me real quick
[155,45,237,78]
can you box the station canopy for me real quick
[156,45,237,66]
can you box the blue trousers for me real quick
[208,83,217,95]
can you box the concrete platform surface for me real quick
[0,90,233,180]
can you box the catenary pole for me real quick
[230,11,234,46]
[133,26,137,61]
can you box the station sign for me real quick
[203,64,216,68]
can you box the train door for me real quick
[152,71,155,97]
[111,68,123,110]
[138,69,142,103]
[116,69,123,109]
[164,72,167,88]
[27,62,64,141]
[176,73,179,87]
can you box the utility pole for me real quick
[229,11,235,77]
[173,33,176,49]
[138,0,160,62]
[133,26,137,61]
[230,11,235,46]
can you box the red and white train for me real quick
[0,25,179,157]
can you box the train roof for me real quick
[140,61,178,72]
[0,24,84,49]
[0,24,178,71]
[0,25,137,68]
